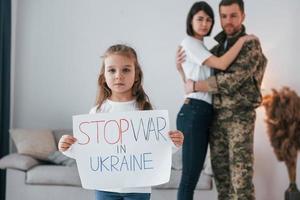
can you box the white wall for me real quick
[11,0,300,199]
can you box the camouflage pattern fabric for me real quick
[207,26,267,200]
[210,108,256,200]
[207,25,267,110]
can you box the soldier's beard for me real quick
[223,24,241,37]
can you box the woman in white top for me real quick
[175,2,256,200]
[58,44,184,200]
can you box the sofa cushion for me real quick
[153,169,212,190]
[171,147,213,176]
[203,149,213,176]
[26,165,81,186]
[0,153,40,171]
[48,151,76,167]
[25,165,211,190]
[52,129,73,145]
[171,149,182,170]
[10,129,57,161]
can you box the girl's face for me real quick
[191,10,213,39]
[104,54,136,101]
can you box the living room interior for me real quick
[1,0,300,200]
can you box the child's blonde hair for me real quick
[96,44,152,111]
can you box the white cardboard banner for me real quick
[71,110,172,190]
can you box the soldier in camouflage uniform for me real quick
[182,0,267,199]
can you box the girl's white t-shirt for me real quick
[181,35,213,104]
[89,99,151,194]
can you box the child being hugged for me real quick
[58,44,184,200]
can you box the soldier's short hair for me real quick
[219,0,244,13]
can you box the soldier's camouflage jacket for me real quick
[206,25,267,110]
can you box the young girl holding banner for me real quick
[58,44,184,200]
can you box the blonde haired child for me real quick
[59,44,184,200]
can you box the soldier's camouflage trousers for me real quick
[210,108,256,200]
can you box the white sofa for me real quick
[0,129,215,200]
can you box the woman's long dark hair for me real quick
[186,1,215,37]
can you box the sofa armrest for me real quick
[153,169,213,190]
[0,153,40,171]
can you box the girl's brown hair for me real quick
[96,44,152,111]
